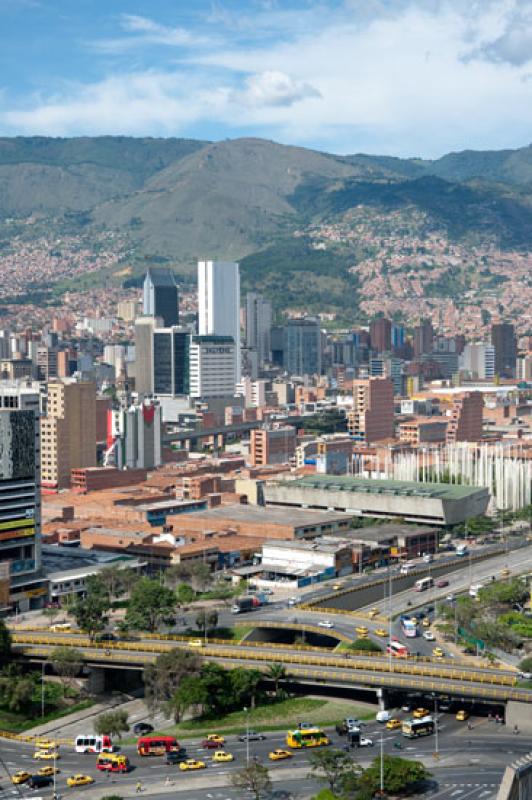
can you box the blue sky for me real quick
[2,0,532,157]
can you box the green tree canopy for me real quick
[0,619,11,665]
[69,585,110,641]
[231,762,271,800]
[308,748,361,794]
[94,709,129,739]
[50,647,83,688]
[358,755,429,799]
[144,648,201,715]
[125,577,177,632]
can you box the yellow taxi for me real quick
[180,759,206,771]
[11,772,31,785]
[33,750,60,761]
[355,625,369,637]
[501,568,511,577]
[374,628,387,637]
[432,647,444,658]
[269,749,293,761]
[456,709,470,721]
[35,738,56,749]
[386,718,402,730]
[66,775,94,787]
[38,766,60,777]
[422,617,431,627]
[204,733,225,745]
[333,583,342,590]
[410,617,418,626]
[188,639,204,647]
[213,750,234,763]
[413,707,430,719]
[368,608,380,619]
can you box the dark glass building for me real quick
[143,268,179,328]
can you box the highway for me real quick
[0,711,529,800]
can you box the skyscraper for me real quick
[189,336,237,398]
[134,317,157,397]
[347,378,394,443]
[143,268,179,328]
[198,261,240,382]
[370,317,392,353]
[153,327,190,397]
[245,292,272,366]
[413,318,434,357]
[283,318,321,376]
[491,323,517,377]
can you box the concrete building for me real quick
[198,261,240,382]
[257,538,354,586]
[143,268,179,328]
[516,354,532,382]
[399,417,448,445]
[264,474,490,526]
[370,317,392,353]
[446,391,483,443]
[459,343,496,380]
[36,346,58,382]
[245,292,272,366]
[283,318,321,376]
[0,403,46,612]
[189,335,237,399]
[347,378,394,443]
[491,322,517,377]
[153,327,190,397]
[106,399,162,471]
[316,436,353,475]
[236,377,267,407]
[413,318,434,357]
[40,380,97,491]
[117,300,139,322]
[250,426,296,467]
[134,316,157,397]
[370,355,404,395]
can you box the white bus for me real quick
[75,735,113,754]
[414,577,433,592]
[386,640,409,658]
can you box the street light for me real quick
[380,731,385,797]
[433,695,439,759]
[41,660,47,718]
[244,706,250,764]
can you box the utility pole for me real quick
[434,695,439,758]
[244,706,250,764]
[41,661,46,718]
[380,731,385,797]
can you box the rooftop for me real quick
[42,544,142,575]
[175,503,351,527]
[282,474,487,501]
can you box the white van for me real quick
[376,710,391,723]
[400,563,415,575]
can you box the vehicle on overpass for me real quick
[286,728,330,748]
[415,577,434,592]
[137,736,180,756]
[386,640,409,658]
[96,754,130,773]
[402,717,434,738]
[400,616,418,638]
[456,543,468,557]
[75,735,112,754]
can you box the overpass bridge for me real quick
[162,414,305,446]
[12,631,532,706]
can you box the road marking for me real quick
[450,790,464,796]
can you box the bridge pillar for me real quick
[505,700,532,734]
[376,688,388,711]
[88,667,106,695]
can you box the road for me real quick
[0,713,528,800]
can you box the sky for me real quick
[2,0,532,157]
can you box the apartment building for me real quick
[347,378,394,443]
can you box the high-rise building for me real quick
[347,378,394,443]
[370,317,392,353]
[0,383,46,612]
[189,336,237,399]
[40,380,97,491]
[459,343,495,380]
[117,300,139,322]
[198,261,240,382]
[106,399,162,470]
[516,354,532,382]
[413,318,434,357]
[153,327,190,397]
[446,392,483,443]
[143,268,179,328]
[36,346,58,381]
[391,324,405,350]
[369,355,404,395]
[491,323,517,377]
[283,318,321,376]
[245,293,272,366]
[134,317,157,397]
[250,426,296,467]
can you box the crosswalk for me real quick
[419,782,499,800]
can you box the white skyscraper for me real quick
[198,261,241,382]
[459,343,495,380]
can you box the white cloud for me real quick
[3,0,532,156]
[91,13,213,53]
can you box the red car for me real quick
[202,735,224,749]
[436,579,449,588]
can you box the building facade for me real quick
[347,378,394,443]
[283,318,321,376]
[198,261,241,382]
[245,292,272,366]
[250,426,297,467]
[189,336,237,399]
[153,327,190,397]
[143,268,179,328]
[491,322,517,377]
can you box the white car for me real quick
[288,597,298,606]
[376,710,391,723]
[318,620,334,628]
[359,737,374,747]
[423,630,435,641]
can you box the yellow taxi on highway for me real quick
[212,751,234,763]
[432,647,444,658]
[66,775,94,787]
[386,718,402,730]
[368,608,380,619]
[456,709,470,721]
[33,750,60,761]
[204,733,225,745]
[333,583,342,590]
[501,568,511,577]
[38,766,60,777]
[355,625,369,637]
[188,639,204,647]
[422,617,431,627]
[374,628,387,637]
[269,749,293,761]
[180,759,206,771]
[410,617,418,626]
[413,707,430,719]
[11,772,31,785]
[35,738,56,749]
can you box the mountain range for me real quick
[1,135,532,314]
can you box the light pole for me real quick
[244,706,250,764]
[380,731,385,797]
[41,660,46,718]
[387,565,393,674]
[434,695,439,759]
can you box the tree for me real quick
[266,663,287,696]
[0,666,34,712]
[519,656,532,673]
[144,649,200,714]
[164,563,192,588]
[176,583,195,604]
[125,578,177,632]
[166,674,207,723]
[195,609,219,634]
[98,566,127,600]
[348,639,382,652]
[43,606,60,626]
[230,667,262,709]
[191,563,211,593]
[50,647,83,689]
[69,592,109,641]
[94,709,130,739]
[308,748,360,795]
[231,763,271,800]
[357,755,429,799]
[0,619,11,665]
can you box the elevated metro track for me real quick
[12,632,532,704]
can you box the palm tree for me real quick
[267,663,287,697]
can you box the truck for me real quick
[231,596,262,614]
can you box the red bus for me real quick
[137,736,180,756]
[386,640,409,658]
[96,754,130,772]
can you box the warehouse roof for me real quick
[284,475,486,501]
[176,504,351,527]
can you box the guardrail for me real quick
[0,730,74,745]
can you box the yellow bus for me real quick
[286,728,330,748]
[96,753,130,773]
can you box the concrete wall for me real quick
[506,700,532,735]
